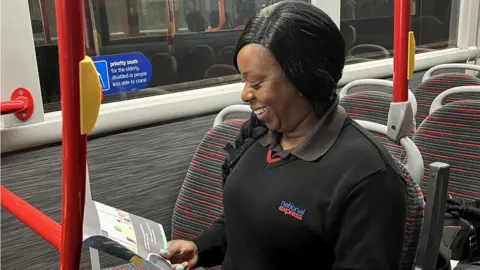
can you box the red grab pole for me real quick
[0,88,35,120]
[0,101,26,115]
[39,0,52,44]
[1,186,61,250]
[55,0,87,268]
[392,0,411,103]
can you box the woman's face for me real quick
[237,44,315,133]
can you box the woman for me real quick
[161,2,407,269]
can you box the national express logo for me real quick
[279,201,305,221]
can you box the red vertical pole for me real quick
[39,0,52,44]
[55,0,87,268]
[392,0,411,103]
[126,0,141,36]
[166,0,175,45]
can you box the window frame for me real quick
[477,6,480,66]
[457,0,480,50]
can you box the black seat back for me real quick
[185,45,216,81]
[150,53,178,87]
[205,64,238,78]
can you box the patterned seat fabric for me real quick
[340,90,424,269]
[171,119,245,270]
[340,91,415,160]
[394,158,425,270]
[414,73,480,125]
[412,100,480,202]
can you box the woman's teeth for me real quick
[254,107,267,115]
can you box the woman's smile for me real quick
[253,106,269,120]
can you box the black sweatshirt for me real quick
[193,117,407,270]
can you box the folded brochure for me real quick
[83,200,171,270]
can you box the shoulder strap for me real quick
[221,113,267,184]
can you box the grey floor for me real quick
[1,71,427,269]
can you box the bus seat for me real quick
[341,92,405,158]
[395,158,425,270]
[337,119,426,269]
[412,16,445,45]
[216,46,236,65]
[415,64,480,125]
[150,53,178,87]
[347,44,390,60]
[205,64,238,79]
[428,85,480,115]
[339,79,418,115]
[340,23,356,52]
[413,100,480,202]
[186,45,216,81]
[209,10,232,29]
[171,118,245,270]
[339,79,417,160]
[345,57,371,64]
[186,11,208,32]
[358,120,451,270]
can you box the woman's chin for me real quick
[256,111,279,131]
[264,120,280,132]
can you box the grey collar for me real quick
[258,100,347,161]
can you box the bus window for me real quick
[340,0,459,63]
[30,0,460,111]
[31,0,313,111]
[29,0,57,45]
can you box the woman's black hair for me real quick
[235,1,345,106]
[222,1,346,182]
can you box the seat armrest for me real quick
[414,162,451,270]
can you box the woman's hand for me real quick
[160,240,199,270]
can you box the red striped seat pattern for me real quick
[413,100,480,202]
[414,73,480,125]
[341,91,424,269]
[395,158,425,270]
[340,91,415,160]
[171,119,245,270]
